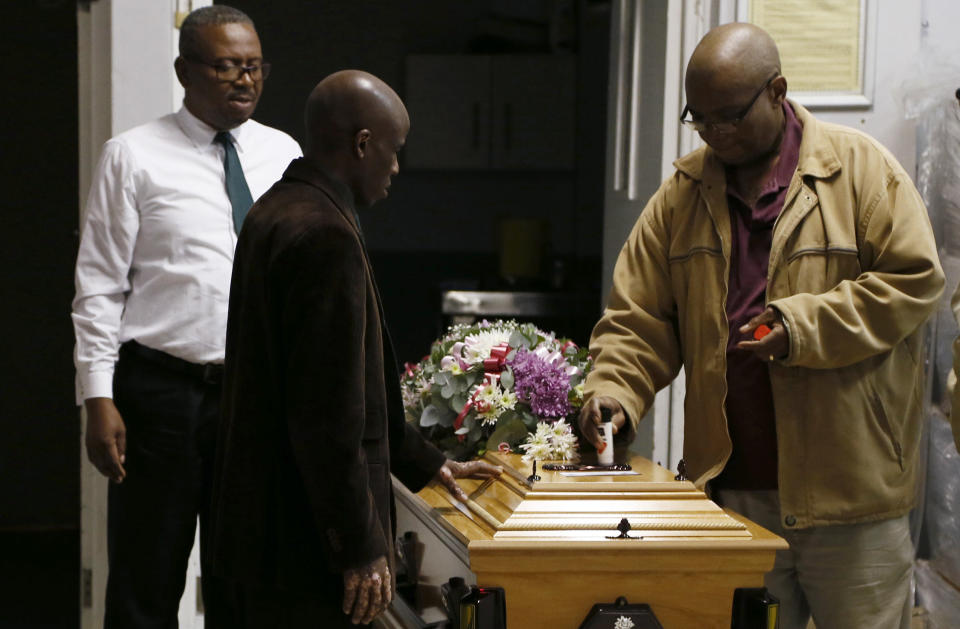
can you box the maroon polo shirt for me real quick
[713,102,802,491]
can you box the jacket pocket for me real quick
[869,387,904,471]
[783,244,860,295]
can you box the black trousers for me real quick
[104,343,226,629]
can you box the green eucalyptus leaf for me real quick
[454,374,471,393]
[508,330,532,349]
[420,405,445,427]
[468,422,483,439]
[521,413,539,430]
[436,406,456,427]
[450,393,469,413]
[441,379,457,397]
[485,416,529,452]
[465,370,482,388]
[500,368,514,390]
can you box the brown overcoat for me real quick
[208,157,445,594]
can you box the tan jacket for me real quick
[587,102,944,529]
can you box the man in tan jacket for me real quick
[579,23,943,629]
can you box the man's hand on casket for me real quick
[342,554,392,625]
[577,396,627,450]
[434,459,503,501]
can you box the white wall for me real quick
[922,0,960,57]
[812,2,921,177]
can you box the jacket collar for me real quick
[280,157,361,234]
[672,99,841,184]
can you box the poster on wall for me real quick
[741,0,875,108]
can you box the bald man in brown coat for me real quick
[207,70,500,627]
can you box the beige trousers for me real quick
[716,490,913,629]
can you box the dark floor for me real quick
[0,529,79,629]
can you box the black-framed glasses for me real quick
[186,58,271,82]
[680,73,779,134]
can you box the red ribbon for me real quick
[453,400,471,437]
[482,343,510,373]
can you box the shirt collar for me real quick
[175,104,251,153]
[771,101,802,189]
[724,101,803,204]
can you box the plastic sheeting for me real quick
[901,46,960,257]
[916,560,960,629]
[923,408,960,587]
[902,45,960,619]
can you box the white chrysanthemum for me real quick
[614,617,635,629]
[550,419,578,461]
[519,422,553,461]
[474,381,505,424]
[500,390,517,410]
[520,441,553,462]
[520,420,579,461]
[462,328,513,364]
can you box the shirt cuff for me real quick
[77,369,115,405]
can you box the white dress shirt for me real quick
[72,105,302,403]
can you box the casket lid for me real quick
[400,452,783,547]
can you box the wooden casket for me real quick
[384,451,787,629]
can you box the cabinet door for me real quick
[491,54,575,170]
[404,55,491,169]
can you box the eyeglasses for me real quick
[680,73,779,134]
[186,58,272,82]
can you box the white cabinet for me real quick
[404,54,575,170]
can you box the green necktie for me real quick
[214,131,254,234]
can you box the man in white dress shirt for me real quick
[71,6,301,627]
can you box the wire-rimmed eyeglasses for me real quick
[680,73,779,134]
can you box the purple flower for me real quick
[508,348,573,418]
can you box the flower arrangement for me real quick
[401,319,591,461]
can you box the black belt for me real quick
[120,340,224,384]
